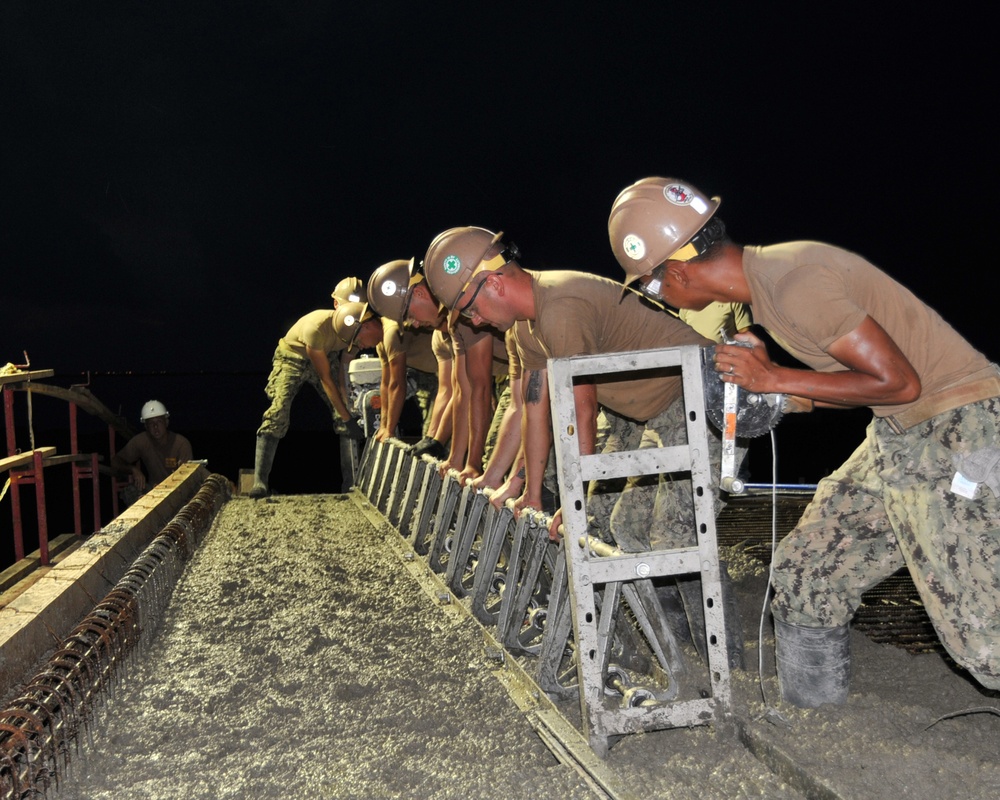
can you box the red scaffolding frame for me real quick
[2,370,116,567]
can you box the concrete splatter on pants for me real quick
[256,347,341,439]
[587,408,630,539]
[771,397,1000,690]
[588,400,737,553]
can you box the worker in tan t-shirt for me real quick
[425,227,714,511]
[250,277,367,498]
[336,274,453,454]
[112,399,192,504]
[423,227,747,670]
[367,257,508,472]
[609,175,1000,707]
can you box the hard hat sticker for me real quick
[664,184,695,206]
[443,255,461,275]
[382,280,396,296]
[344,314,356,326]
[623,234,646,261]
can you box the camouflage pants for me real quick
[587,400,739,553]
[482,383,511,467]
[409,368,439,437]
[257,347,341,439]
[771,396,1000,690]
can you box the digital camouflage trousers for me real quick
[587,399,741,553]
[409,369,438,437]
[482,382,511,468]
[257,347,341,439]
[771,396,1000,690]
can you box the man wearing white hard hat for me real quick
[112,399,193,498]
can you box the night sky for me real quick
[2,2,994,444]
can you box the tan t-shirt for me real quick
[679,302,752,342]
[117,431,193,486]
[509,270,711,422]
[742,242,993,417]
[278,309,347,358]
[453,321,509,377]
[432,329,453,362]
[378,319,439,375]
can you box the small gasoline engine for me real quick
[348,355,383,437]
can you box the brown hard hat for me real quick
[366,258,424,322]
[332,276,367,305]
[608,177,721,287]
[332,301,375,348]
[424,227,507,312]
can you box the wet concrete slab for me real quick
[5,489,998,799]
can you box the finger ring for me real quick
[729,365,735,374]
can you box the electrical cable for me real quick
[756,428,779,706]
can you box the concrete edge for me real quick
[0,463,210,698]
[735,711,845,799]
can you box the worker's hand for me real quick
[457,465,481,486]
[488,474,522,509]
[714,330,776,393]
[132,465,147,492]
[512,492,541,519]
[374,426,390,443]
[471,469,500,493]
[548,508,564,543]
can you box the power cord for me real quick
[756,428,781,711]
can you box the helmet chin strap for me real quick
[684,216,727,259]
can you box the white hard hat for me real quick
[140,399,169,421]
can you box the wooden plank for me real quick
[42,453,104,467]
[0,447,57,473]
[0,369,55,386]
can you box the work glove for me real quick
[336,417,366,440]
[409,436,447,460]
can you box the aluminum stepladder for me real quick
[547,343,732,757]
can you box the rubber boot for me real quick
[249,434,279,499]
[774,618,850,708]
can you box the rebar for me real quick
[0,473,231,798]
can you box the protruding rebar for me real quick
[0,473,232,798]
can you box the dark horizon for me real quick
[2,3,994,528]
[3,3,993,383]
